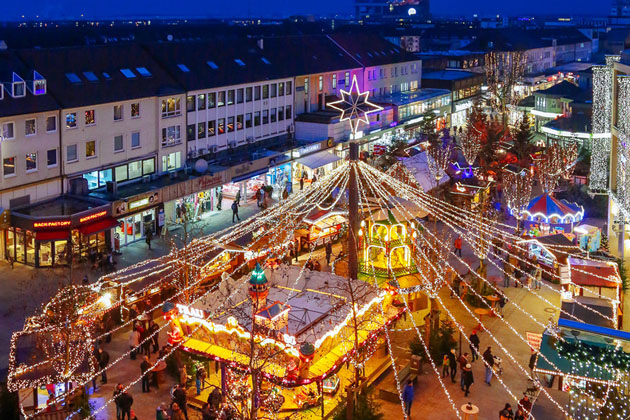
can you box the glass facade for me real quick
[82,158,155,190]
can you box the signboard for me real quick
[114,191,160,216]
[526,332,542,351]
[33,220,71,229]
[79,210,107,224]
[194,173,226,193]
[176,304,208,320]
[454,100,473,113]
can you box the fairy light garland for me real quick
[590,64,614,192]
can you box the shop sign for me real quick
[454,100,473,113]
[176,303,208,320]
[194,173,226,193]
[114,191,160,216]
[295,143,321,157]
[79,210,107,224]
[526,332,542,351]
[33,219,71,229]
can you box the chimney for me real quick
[257,39,264,50]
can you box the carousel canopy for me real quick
[523,193,584,223]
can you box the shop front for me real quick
[291,141,340,189]
[8,197,116,267]
[113,190,161,250]
[451,98,474,129]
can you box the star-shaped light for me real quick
[328,75,383,136]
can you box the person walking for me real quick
[231,200,240,223]
[462,363,474,397]
[148,319,159,353]
[514,407,526,420]
[499,403,514,420]
[140,356,152,393]
[529,349,538,374]
[235,188,241,206]
[98,348,109,384]
[402,380,414,417]
[442,353,450,378]
[469,330,480,361]
[454,236,463,257]
[458,352,469,390]
[173,384,189,420]
[448,349,457,383]
[483,346,495,385]
[503,254,513,288]
[498,294,507,317]
[518,395,532,419]
[145,227,153,250]
[129,327,140,360]
[216,188,222,211]
[113,384,123,420]
[534,262,543,290]
[255,188,262,208]
[117,389,134,420]
[325,241,333,266]
[299,176,304,191]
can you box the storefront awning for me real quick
[78,217,119,236]
[36,230,70,241]
[231,168,269,183]
[297,151,341,170]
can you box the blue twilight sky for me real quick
[0,0,608,20]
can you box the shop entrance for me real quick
[116,209,156,247]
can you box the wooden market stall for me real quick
[294,207,347,251]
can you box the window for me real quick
[12,81,25,97]
[227,90,235,105]
[208,120,216,136]
[66,113,77,128]
[45,116,57,133]
[217,92,225,107]
[114,135,124,152]
[318,76,323,91]
[161,98,181,118]
[186,95,196,112]
[47,149,57,167]
[83,71,98,82]
[26,153,37,172]
[177,64,190,72]
[143,158,155,175]
[208,93,216,108]
[86,140,96,158]
[66,144,78,162]
[262,109,269,124]
[115,165,128,182]
[304,78,309,94]
[345,72,350,86]
[207,61,219,70]
[197,94,206,110]
[162,125,181,147]
[131,132,140,148]
[279,82,284,96]
[278,106,284,121]
[198,122,207,138]
[286,81,292,95]
[162,152,181,172]
[135,67,152,77]
[0,84,3,100]
[129,161,142,179]
[85,110,95,125]
[332,74,337,89]
[65,73,81,83]
[270,108,276,123]
[234,58,246,66]
[237,115,243,130]
[25,119,36,136]
[245,113,252,128]
[254,86,261,100]
[3,157,15,177]
[262,85,269,99]
[246,87,253,102]
[227,116,234,133]
[218,118,225,134]
[254,112,260,126]
[237,88,244,104]
[131,103,140,118]
[187,124,195,141]
[270,84,277,98]
[114,105,123,121]
[2,122,14,139]
[120,68,136,79]
[285,105,292,120]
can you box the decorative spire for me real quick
[249,262,268,286]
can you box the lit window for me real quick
[217,92,225,107]
[25,119,36,136]
[85,109,95,125]
[237,115,243,130]
[177,64,190,72]
[25,153,37,172]
[46,116,57,132]
[162,152,181,172]
[218,118,225,134]
[208,93,216,108]
[161,125,181,147]
[318,76,323,91]
[234,59,246,66]
[131,103,140,118]
[83,71,98,82]
[198,122,206,138]
[135,67,152,77]
[86,140,96,158]
[3,156,15,177]
[227,90,235,105]
[207,61,219,69]
[197,94,206,110]
[332,74,337,89]
[66,113,77,128]
[161,97,181,118]
[114,135,124,152]
[33,79,46,95]
[143,158,155,175]
[227,116,234,133]
[65,73,81,83]
[120,68,136,79]
[262,85,269,99]
[208,120,216,136]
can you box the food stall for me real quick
[294,207,347,251]
[517,234,584,287]
[519,193,584,236]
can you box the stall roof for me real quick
[560,296,615,329]
[303,207,348,227]
[569,257,621,289]
[296,151,341,170]
[518,234,584,260]
[400,151,449,193]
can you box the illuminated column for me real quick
[590,65,613,191]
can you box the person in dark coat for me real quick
[499,403,514,420]
[458,352,469,390]
[145,227,153,250]
[113,384,123,420]
[299,176,304,191]
[231,200,240,223]
[140,356,152,393]
[447,349,457,383]
[483,346,495,385]
[402,380,414,417]
[98,348,109,384]
[117,390,133,420]
[462,363,474,396]
[325,241,333,265]
[469,330,480,361]
[173,384,189,420]
[148,319,159,353]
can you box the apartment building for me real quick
[144,39,294,157]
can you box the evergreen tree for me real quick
[512,112,535,167]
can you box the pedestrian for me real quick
[149,319,159,353]
[483,346,494,385]
[117,389,133,420]
[313,260,321,271]
[499,403,514,420]
[235,188,241,206]
[90,348,98,392]
[454,236,463,257]
[448,349,457,383]
[529,349,537,373]
[255,188,262,208]
[299,176,304,191]
[156,403,170,420]
[513,264,522,288]
[534,262,543,290]
[498,294,507,317]
[402,380,414,417]
[518,395,532,419]
[325,241,332,265]
[458,352,469,390]
[195,368,204,396]
[129,327,140,360]
[171,402,186,420]
[462,363,474,397]
[216,187,222,211]
[514,407,526,420]
[312,173,317,183]
[145,227,153,250]
[130,409,139,420]
[141,356,151,393]
[173,384,189,420]
[442,353,450,378]
[231,200,240,223]
[469,330,480,361]
[113,384,123,420]
[282,188,289,200]
[451,273,461,298]
[208,387,222,413]
[98,348,109,384]
[503,255,512,288]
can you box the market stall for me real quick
[517,234,584,287]
[573,224,601,253]
[518,193,584,236]
[295,207,347,251]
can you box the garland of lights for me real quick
[616,75,630,221]
[590,65,613,191]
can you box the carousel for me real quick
[516,193,584,236]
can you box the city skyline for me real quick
[0,0,610,21]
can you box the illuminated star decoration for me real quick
[328,75,383,136]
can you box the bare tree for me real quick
[536,142,579,193]
[485,51,527,124]
[503,170,533,221]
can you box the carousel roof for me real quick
[523,193,583,223]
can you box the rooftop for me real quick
[535,80,584,99]
[372,88,451,106]
[13,196,108,217]
[422,70,480,81]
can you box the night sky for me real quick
[0,0,609,20]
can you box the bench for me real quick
[378,363,418,403]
